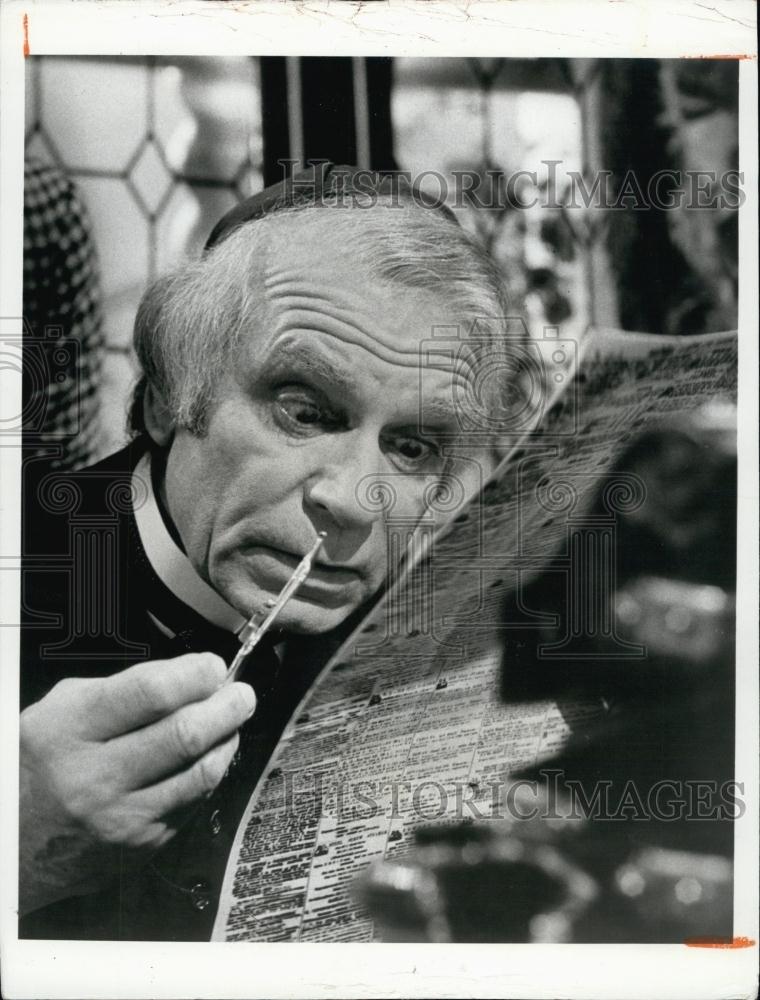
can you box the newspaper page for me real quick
[212,326,737,942]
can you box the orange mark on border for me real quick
[23,13,30,57]
[684,936,756,949]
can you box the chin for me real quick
[241,596,360,637]
[215,570,362,637]
[275,601,357,636]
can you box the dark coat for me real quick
[20,440,344,941]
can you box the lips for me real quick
[240,543,362,586]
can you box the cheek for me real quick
[200,401,311,526]
[164,437,226,556]
[391,473,446,519]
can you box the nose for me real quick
[303,434,386,539]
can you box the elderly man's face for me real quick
[155,213,487,634]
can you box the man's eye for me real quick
[275,389,339,431]
[388,435,440,467]
[281,397,321,424]
[397,439,427,459]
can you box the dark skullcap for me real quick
[204,161,458,251]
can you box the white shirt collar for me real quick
[132,451,247,635]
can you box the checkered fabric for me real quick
[23,159,104,470]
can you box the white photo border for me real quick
[1,2,757,998]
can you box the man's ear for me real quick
[143,382,175,447]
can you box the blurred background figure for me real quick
[23,159,104,471]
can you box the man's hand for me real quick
[19,652,255,916]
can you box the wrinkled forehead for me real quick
[263,333,474,425]
[262,207,404,308]
[231,211,502,465]
[256,208,478,373]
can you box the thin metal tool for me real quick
[225,532,327,683]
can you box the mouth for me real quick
[240,543,363,589]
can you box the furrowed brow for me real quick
[262,340,464,432]
[261,342,355,397]
[419,396,460,427]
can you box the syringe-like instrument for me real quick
[225,532,327,684]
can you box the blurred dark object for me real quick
[601,60,739,334]
[526,266,574,325]
[504,399,737,700]
[356,403,737,942]
[23,159,105,470]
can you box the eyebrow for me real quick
[261,340,461,430]
[260,342,356,399]
[420,395,461,424]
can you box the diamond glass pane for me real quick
[76,176,149,302]
[25,54,266,445]
[40,58,148,172]
[25,130,60,168]
[130,140,173,216]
